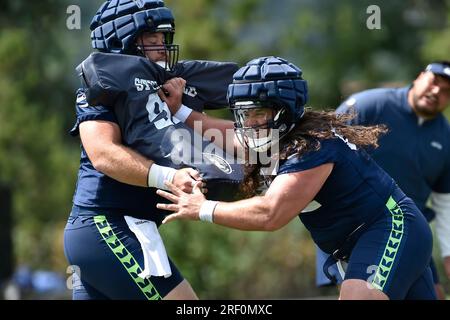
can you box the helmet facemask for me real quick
[232,101,293,152]
[136,27,179,71]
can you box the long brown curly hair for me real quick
[240,109,388,197]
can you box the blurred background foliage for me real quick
[0,0,449,299]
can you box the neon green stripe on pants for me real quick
[371,196,404,291]
[94,215,161,300]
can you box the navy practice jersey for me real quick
[278,137,396,254]
[336,87,450,221]
[70,54,242,220]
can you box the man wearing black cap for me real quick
[316,61,450,299]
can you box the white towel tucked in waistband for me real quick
[124,216,172,279]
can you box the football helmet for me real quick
[90,0,179,70]
[227,56,308,152]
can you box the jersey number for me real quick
[145,94,180,130]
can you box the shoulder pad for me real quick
[76,52,165,107]
[173,60,239,110]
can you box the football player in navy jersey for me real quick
[64,0,203,300]
[156,56,437,300]
[316,61,450,299]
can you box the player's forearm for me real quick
[184,110,239,154]
[185,110,233,137]
[161,83,240,154]
[212,196,279,231]
[91,142,152,187]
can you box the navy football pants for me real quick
[320,190,436,299]
[64,206,184,300]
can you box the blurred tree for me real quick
[0,0,79,271]
[274,0,449,107]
